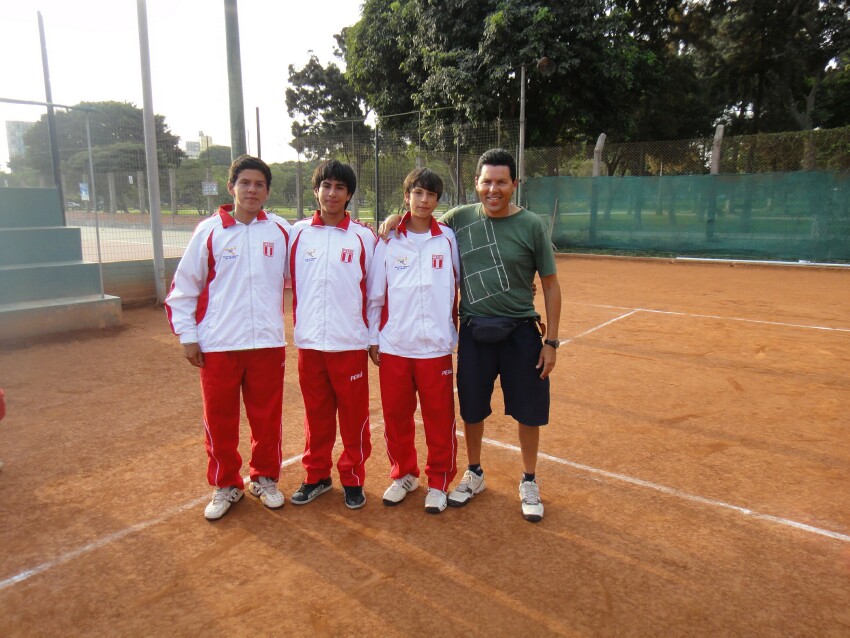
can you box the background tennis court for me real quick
[0,255,848,635]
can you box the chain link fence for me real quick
[3,96,849,262]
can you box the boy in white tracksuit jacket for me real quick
[288,160,376,510]
[165,156,289,520]
[367,168,460,513]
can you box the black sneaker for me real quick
[343,485,366,510]
[291,478,332,505]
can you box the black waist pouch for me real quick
[467,316,524,343]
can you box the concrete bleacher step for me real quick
[0,185,124,341]
[0,188,64,229]
[0,227,83,266]
[0,294,122,341]
[0,261,104,305]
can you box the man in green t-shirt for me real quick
[381,148,562,522]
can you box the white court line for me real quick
[0,453,304,592]
[568,301,850,333]
[559,310,638,345]
[471,433,850,543]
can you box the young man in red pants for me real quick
[367,168,460,513]
[166,155,290,520]
[288,160,376,509]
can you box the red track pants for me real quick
[378,353,457,492]
[200,347,285,489]
[298,349,371,486]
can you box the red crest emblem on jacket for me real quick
[341,248,354,263]
[263,242,274,257]
[432,254,444,269]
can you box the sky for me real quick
[0,0,364,166]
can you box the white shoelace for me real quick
[520,482,540,504]
[458,471,478,492]
[257,478,278,495]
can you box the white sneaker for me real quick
[424,488,447,514]
[519,480,544,522]
[382,474,420,506]
[249,476,285,509]
[204,486,244,520]
[447,469,486,507]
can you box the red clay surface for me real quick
[1,255,849,636]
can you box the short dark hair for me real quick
[403,167,444,198]
[311,159,357,197]
[228,155,272,188]
[476,148,517,182]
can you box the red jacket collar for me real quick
[218,204,268,228]
[398,211,443,237]
[310,210,352,230]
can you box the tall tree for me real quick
[341,0,714,147]
[693,0,850,134]
[285,53,371,161]
[21,101,184,177]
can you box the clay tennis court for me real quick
[1,255,848,636]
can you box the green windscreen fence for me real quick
[525,171,850,261]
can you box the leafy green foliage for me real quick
[285,54,371,160]
[21,101,184,176]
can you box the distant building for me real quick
[199,131,213,153]
[5,120,35,159]
[185,140,200,159]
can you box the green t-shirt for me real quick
[440,203,557,319]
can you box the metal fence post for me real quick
[85,112,105,299]
[169,168,177,215]
[137,0,166,303]
[455,133,461,207]
[107,172,117,213]
[137,171,146,214]
[374,124,380,225]
[590,133,606,242]
[296,153,304,220]
[707,124,724,240]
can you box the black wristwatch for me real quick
[544,339,560,349]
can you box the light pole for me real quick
[517,56,553,205]
[517,63,527,204]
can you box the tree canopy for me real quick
[287,0,850,149]
[21,101,184,177]
[285,53,371,160]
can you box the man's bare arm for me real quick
[536,274,562,379]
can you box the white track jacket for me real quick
[165,205,290,352]
[367,214,460,358]
[289,211,377,351]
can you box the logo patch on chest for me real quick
[223,246,239,260]
[432,254,444,269]
[304,248,318,263]
[263,242,274,257]
[340,248,354,263]
[393,256,409,271]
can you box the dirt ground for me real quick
[1,255,849,636]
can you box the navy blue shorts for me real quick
[456,319,550,427]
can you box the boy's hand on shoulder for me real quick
[183,343,204,368]
[378,214,402,241]
[368,345,381,366]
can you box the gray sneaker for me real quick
[249,476,285,509]
[447,469,486,507]
[424,487,448,514]
[204,486,244,520]
[382,474,420,506]
[519,479,544,522]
